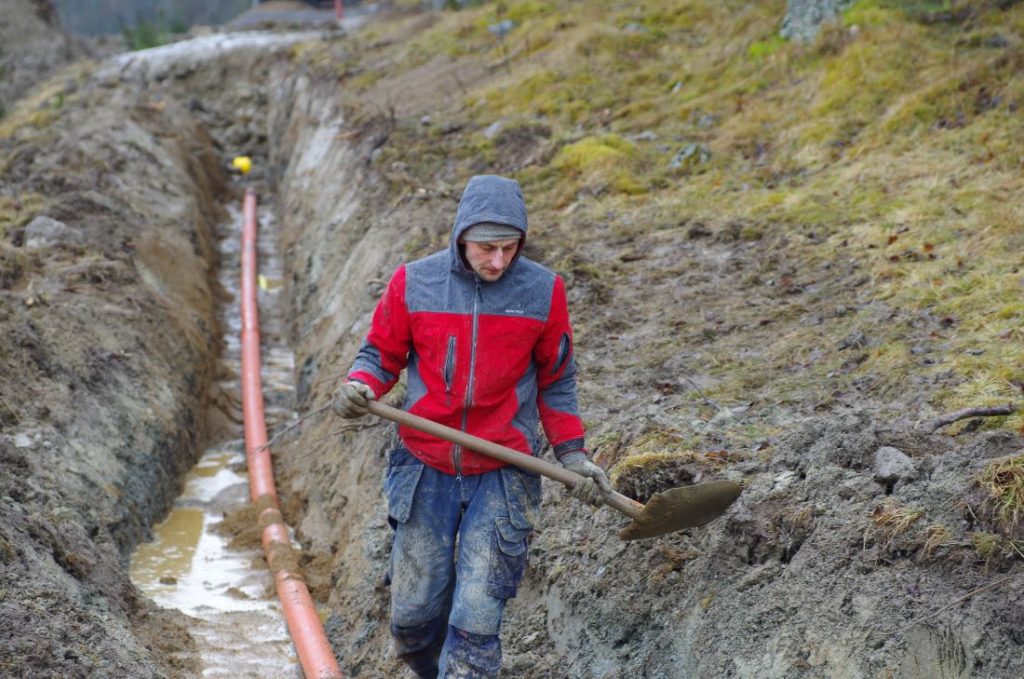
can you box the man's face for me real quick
[462,238,520,282]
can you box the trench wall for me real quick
[0,67,225,676]
[266,66,419,676]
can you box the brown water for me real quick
[130,203,305,677]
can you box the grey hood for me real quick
[449,175,528,275]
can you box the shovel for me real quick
[366,401,741,540]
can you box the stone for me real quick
[487,19,517,38]
[668,143,710,170]
[838,475,882,501]
[780,0,854,43]
[24,215,80,249]
[482,120,505,139]
[873,446,915,485]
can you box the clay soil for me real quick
[1,2,1022,678]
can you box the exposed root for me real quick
[903,576,1016,631]
[919,403,1021,434]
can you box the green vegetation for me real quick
[971,531,1022,568]
[302,0,1024,434]
[0,194,45,239]
[972,531,1004,567]
[123,22,168,51]
[116,7,193,51]
[552,135,645,196]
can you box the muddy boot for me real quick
[392,617,446,679]
[437,625,501,678]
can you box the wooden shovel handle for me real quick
[366,400,643,519]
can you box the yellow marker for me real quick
[232,156,252,175]
[258,274,268,290]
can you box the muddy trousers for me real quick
[383,448,540,678]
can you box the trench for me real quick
[129,200,306,677]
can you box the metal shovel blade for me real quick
[618,480,742,541]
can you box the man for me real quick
[334,174,611,678]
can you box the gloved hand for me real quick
[332,381,375,418]
[560,452,613,508]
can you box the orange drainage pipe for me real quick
[335,0,344,22]
[240,188,343,679]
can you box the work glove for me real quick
[332,381,375,418]
[560,451,613,508]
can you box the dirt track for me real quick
[1,2,1023,678]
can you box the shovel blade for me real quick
[618,480,742,541]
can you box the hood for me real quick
[449,175,528,275]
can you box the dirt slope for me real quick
[0,1,82,117]
[0,57,227,679]
[259,7,1024,678]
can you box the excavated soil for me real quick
[0,51,226,679]
[0,0,83,116]
[1,3,1022,679]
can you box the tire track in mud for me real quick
[130,201,305,677]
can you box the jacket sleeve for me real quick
[534,275,587,459]
[347,265,411,398]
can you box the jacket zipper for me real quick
[553,332,571,375]
[453,279,482,478]
[443,335,456,403]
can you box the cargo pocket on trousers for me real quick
[501,467,542,531]
[384,448,424,529]
[487,516,530,600]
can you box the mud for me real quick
[257,33,1023,679]
[0,35,226,679]
[128,195,302,678]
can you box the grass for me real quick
[970,531,1023,568]
[610,450,697,485]
[551,134,646,197]
[296,0,1024,432]
[978,455,1024,534]
[607,427,736,484]
[869,499,925,549]
[921,523,952,558]
[0,194,46,239]
[122,21,177,51]
[0,62,91,142]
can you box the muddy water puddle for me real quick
[130,202,303,677]
[130,445,271,614]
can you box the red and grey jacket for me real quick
[348,175,586,475]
